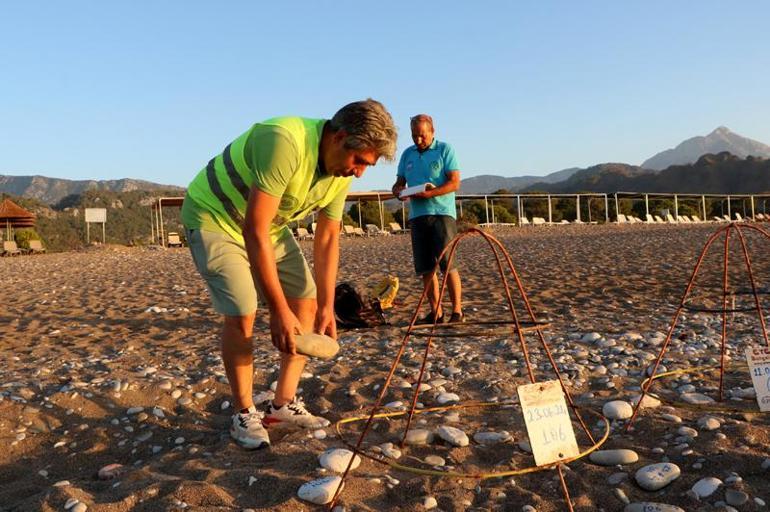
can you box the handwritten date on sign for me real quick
[517,380,579,466]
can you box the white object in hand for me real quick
[294,333,340,359]
[399,183,428,198]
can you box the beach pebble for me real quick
[608,472,628,485]
[170,389,182,399]
[473,431,511,445]
[220,400,230,410]
[676,426,697,438]
[297,476,343,505]
[436,392,460,404]
[518,440,532,453]
[680,393,715,405]
[405,429,434,445]
[424,455,445,466]
[634,463,681,491]
[603,400,633,420]
[660,413,682,423]
[624,504,684,512]
[319,449,361,473]
[691,477,721,498]
[725,488,749,506]
[379,443,402,460]
[312,429,327,440]
[589,449,639,466]
[126,407,144,415]
[697,416,721,430]
[72,504,87,512]
[437,425,469,447]
[65,498,79,509]
[423,496,438,509]
[631,394,661,409]
[98,463,124,480]
[582,332,602,343]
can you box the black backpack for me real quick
[334,282,387,328]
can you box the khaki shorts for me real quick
[186,228,316,316]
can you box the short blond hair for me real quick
[330,99,398,161]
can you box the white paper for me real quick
[398,184,428,198]
[746,345,770,411]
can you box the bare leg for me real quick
[421,272,442,316]
[221,313,256,411]
[273,297,316,406]
[447,269,463,314]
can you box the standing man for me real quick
[182,99,397,449]
[392,114,463,325]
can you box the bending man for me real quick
[182,99,397,449]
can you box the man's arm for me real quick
[312,212,341,339]
[243,187,302,354]
[413,170,460,199]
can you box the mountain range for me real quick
[1,126,769,202]
[641,126,770,170]
[0,175,183,206]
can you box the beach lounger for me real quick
[366,224,389,236]
[519,216,530,226]
[28,240,46,254]
[167,232,183,247]
[2,240,22,256]
[666,214,677,223]
[532,217,547,226]
[616,214,628,223]
[295,227,313,240]
[677,215,691,223]
[690,215,702,223]
[735,213,744,222]
[342,225,357,237]
[388,222,408,234]
[353,227,366,237]
[645,214,655,223]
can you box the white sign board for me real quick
[85,208,107,223]
[746,345,770,412]
[517,380,579,466]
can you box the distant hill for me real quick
[523,152,770,194]
[523,163,653,193]
[459,167,580,194]
[641,126,770,170]
[0,174,184,205]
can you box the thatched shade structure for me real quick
[0,198,35,240]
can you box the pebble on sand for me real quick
[297,476,344,505]
[634,463,681,491]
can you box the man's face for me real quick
[325,133,378,178]
[411,121,434,151]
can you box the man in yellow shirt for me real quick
[182,99,397,449]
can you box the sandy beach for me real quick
[2,223,769,511]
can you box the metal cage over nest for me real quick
[330,227,608,511]
[628,222,770,429]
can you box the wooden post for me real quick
[547,195,552,224]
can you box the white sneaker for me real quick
[230,405,270,450]
[263,396,331,429]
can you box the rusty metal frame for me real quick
[627,222,770,430]
[329,227,596,511]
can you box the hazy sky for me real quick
[2,1,769,191]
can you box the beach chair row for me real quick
[483,211,770,228]
[294,222,410,240]
[2,240,46,256]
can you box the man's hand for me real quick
[392,183,407,201]
[412,183,436,199]
[270,308,304,354]
[314,305,337,340]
